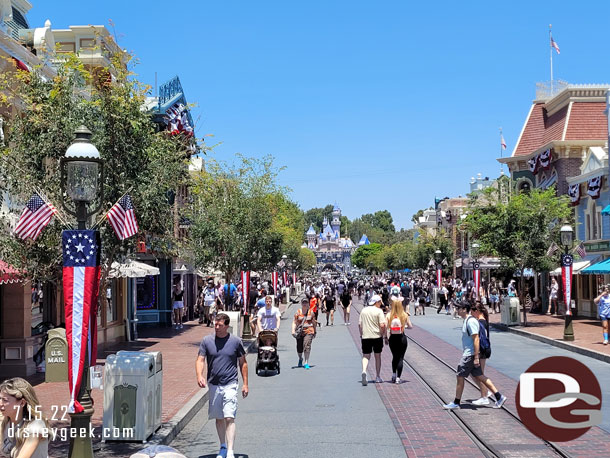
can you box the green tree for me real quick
[462,186,572,325]
[188,155,285,281]
[303,204,334,233]
[0,53,187,289]
[298,247,316,271]
[352,243,383,269]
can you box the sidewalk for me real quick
[487,309,610,363]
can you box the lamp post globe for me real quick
[560,225,574,250]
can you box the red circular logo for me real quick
[516,356,602,442]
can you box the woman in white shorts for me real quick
[173,282,184,329]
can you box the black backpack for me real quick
[466,317,491,358]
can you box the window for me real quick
[79,38,95,49]
[57,42,75,53]
[106,281,118,323]
[585,199,603,241]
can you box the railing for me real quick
[158,76,183,107]
[535,80,569,100]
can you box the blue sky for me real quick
[29,1,610,230]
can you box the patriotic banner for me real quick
[436,269,442,289]
[568,184,580,206]
[473,262,481,299]
[546,241,559,257]
[272,271,278,296]
[587,176,602,199]
[14,193,57,241]
[282,271,288,286]
[551,36,560,54]
[292,272,297,285]
[528,156,539,174]
[500,134,507,151]
[241,270,250,314]
[575,242,587,258]
[63,230,101,414]
[539,149,551,169]
[561,254,573,316]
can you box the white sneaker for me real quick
[395,377,401,384]
[494,395,507,409]
[226,451,235,458]
[472,397,490,406]
[604,340,608,345]
[391,373,396,383]
[443,402,460,410]
[361,372,368,386]
[375,376,383,383]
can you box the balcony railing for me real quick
[535,80,569,100]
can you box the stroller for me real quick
[256,330,280,375]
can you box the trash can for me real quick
[103,352,156,442]
[224,311,242,337]
[118,351,163,432]
[501,297,520,326]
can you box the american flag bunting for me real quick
[14,193,57,240]
[106,194,139,240]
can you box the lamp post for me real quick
[560,225,575,341]
[60,126,103,458]
[471,242,480,299]
[241,261,252,339]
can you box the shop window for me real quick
[79,38,95,49]
[137,276,158,310]
[106,281,118,324]
[581,276,590,300]
[585,200,603,241]
[57,42,75,53]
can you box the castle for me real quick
[303,204,368,272]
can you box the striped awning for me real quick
[0,260,23,285]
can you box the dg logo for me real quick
[516,356,602,441]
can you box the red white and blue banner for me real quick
[241,270,250,314]
[63,230,101,414]
[282,271,288,286]
[561,254,573,316]
[436,269,442,288]
[473,262,481,299]
[292,272,297,285]
[272,271,278,295]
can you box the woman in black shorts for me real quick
[340,289,352,325]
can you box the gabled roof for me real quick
[306,224,316,235]
[323,224,334,237]
[358,234,370,246]
[512,90,608,158]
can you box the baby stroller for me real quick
[256,330,280,375]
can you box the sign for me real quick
[45,328,69,383]
[516,356,602,441]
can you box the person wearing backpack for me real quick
[471,302,493,405]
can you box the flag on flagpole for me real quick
[14,193,57,240]
[106,194,139,240]
[575,242,587,258]
[551,37,560,54]
[62,230,101,414]
[500,134,507,150]
[546,241,559,257]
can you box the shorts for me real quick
[489,295,499,303]
[361,337,383,354]
[296,333,314,353]
[326,304,335,311]
[456,355,483,378]
[208,382,238,419]
[600,313,610,321]
[173,301,184,310]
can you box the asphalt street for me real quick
[409,303,610,433]
[170,303,406,458]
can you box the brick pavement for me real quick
[487,310,610,358]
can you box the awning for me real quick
[0,260,23,285]
[462,256,502,270]
[551,254,601,275]
[602,205,610,216]
[109,260,160,278]
[581,258,610,275]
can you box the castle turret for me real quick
[331,204,341,236]
[306,224,316,247]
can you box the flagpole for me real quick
[549,24,553,95]
[33,186,73,229]
[499,127,504,175]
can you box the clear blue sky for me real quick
[29,1,610,230]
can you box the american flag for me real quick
[14,193,57,240]
[546,241,558,257]
[551,37,560,54]
[106,194,138,240]
[501,134,507,150]
[575,242,587,258]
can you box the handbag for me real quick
[293,311,307,339]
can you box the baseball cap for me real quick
[368,294,382,305]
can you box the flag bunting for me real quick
[14,193,57,241]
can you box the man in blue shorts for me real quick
[196,313,249,458]
[594,285,610,344]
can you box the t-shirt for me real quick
[550,282,559,299]
[2,419,49,458]
[462,316,480,357]
[204,287,216,305]
[256,298,266,309]
[340,292,352,307]
[598,295,610,316]
[294,308,315,335]
[257,306,281,330]
[325,296,336,308]
[224,284,237,305]
[359,306,385,339]
[337,284,345,295]
[198,334,246,385]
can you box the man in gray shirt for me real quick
[196,313,249,458]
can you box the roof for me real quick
[513,98,608,157]
[358,234,370,246]
[322,224,335,237]
[0,260,23,285]
[306,224,316,235]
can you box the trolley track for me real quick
[352,300,572,458]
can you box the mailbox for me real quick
[45,328,68,383]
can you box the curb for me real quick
[490,322,610,364]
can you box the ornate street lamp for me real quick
[59,126,103,458]
[471,242,480,299]
[241,261,252,339]
[434,248,443,289]
[560,225,575,341]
